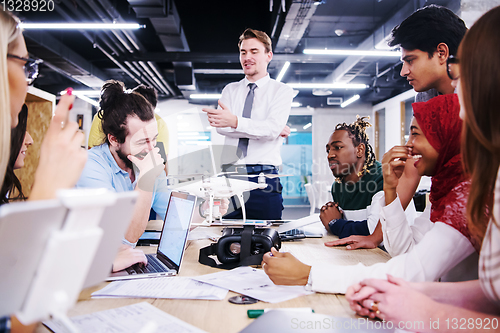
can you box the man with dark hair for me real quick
[379,5,468,237]
[87,84,170,174]
[388,4,467,102]
[202,28,293,220]
[77,80,167,246]
[334,5,468,251]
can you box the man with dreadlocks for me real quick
[319,116,384,242]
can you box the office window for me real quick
[281,115,312,206]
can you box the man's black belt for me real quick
[222,164,277,174]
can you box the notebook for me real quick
[0,200,67,317]
[82,191,138,288]
[108,191,197,280]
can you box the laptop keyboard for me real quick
[279,228,306,241]
[127,254,169,274]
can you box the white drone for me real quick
[168,172,290,224]
[166,145,292,224]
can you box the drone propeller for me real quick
[227,173,294,179]
[166,173,204,179]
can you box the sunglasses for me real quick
[7,54,43,85]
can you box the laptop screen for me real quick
[157,192,196,267]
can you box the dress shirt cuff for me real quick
[305,268,314,292]
[380,194,407,231]
[236,116,251,134]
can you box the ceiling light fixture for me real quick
[291,102,301,107]
[61,90,101,97]
[312,89,332,96]
[20,22,144,30]
[303,123,312,130]
[60,90,99,107]
[276,61,290,82]
[303,49,401,57]
[341,94,360,108]
[287,83,368,89]
[190,94,222,100]
[193,69,244,74]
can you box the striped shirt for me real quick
[479,168,500,305]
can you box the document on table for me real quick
[91,276,228,300]
[278,214,321,233]
[193,266,312,303]
[44,302,207,333]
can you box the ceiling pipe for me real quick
[124,61,168,94]
[148,61,176,96]
[54,1,144,88]
[95,0,143,49]
[138,61,171,95]
[80,0,137,53]
[60,0,127,55]
[130,61,169,95]
[95,0,177,95]
[63,0,164,91]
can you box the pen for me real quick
[247,307,314,318]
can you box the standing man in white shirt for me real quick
[202,28,293,220]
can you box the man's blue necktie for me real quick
[237,83,257,158]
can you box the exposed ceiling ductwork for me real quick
[20,0,460,107]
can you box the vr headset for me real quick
[199,226,281,269]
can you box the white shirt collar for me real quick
[244,73,270,89]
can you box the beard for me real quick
[116,147,134,170]
[331,163,357,179]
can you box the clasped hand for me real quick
[319,201,343,229]
[346,274,431,324]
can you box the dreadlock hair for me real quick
[334,116,376,179]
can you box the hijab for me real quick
[412,94,477,250]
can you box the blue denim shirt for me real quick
[76,143,170,225]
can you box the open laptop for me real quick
[108,191,197,280]
[82,191,138,288]
[0,200,67,317]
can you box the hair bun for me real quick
[99,80,125,112]
[132,84,157,108]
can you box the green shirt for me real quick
[331,160,383,210]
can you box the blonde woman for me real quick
[1,8,86,201]
[1,8,87,332]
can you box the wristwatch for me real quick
[328,219,341,229]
